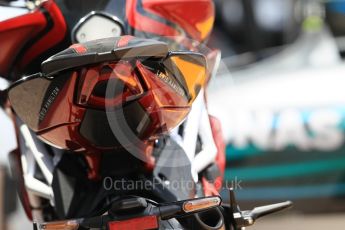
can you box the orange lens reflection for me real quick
[166,54,207,104]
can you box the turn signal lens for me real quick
[37,220,80,230]
[183,196,221,213]
[163,52,207,104]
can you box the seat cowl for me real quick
[41,36,169,76]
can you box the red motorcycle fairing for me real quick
[19,1,68,71]
[142,0,215,41]
[36,71,89,151]
[8,37,207,153]
[0,0,67,79]
[126,0,215,48]
[0,9,46,77]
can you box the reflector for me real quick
[108,215,158,230]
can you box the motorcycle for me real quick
[0,0,292,229]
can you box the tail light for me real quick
[76,61,144,109]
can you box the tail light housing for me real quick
[76,61,144,109]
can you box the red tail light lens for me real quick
[76,61,144,108]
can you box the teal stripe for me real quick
[226,145,263,160]
[225,156,345,181]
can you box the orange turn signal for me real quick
[183,196,221,213]
[37,220,80,230]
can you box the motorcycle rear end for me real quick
[0,1,293,229]
[1,35,292,229]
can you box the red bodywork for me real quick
[37,71,88,151]
[0,11,45,76]
[19,1,67,69]
[0,0,67,78]
[126,0,215,48]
